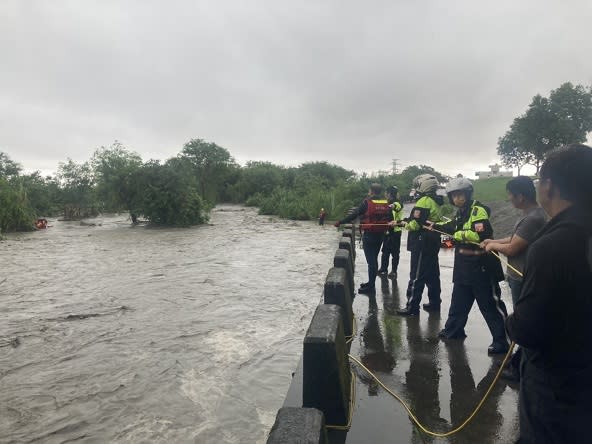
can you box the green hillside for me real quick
[472,177,512,202]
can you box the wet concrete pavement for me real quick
[343,235,520,443]
[284,232,520,443]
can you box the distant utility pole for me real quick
[391,158,399,175]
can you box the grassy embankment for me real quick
[472,176,523,238]
[472,176,511,203]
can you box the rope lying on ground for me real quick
[348,342,515,437]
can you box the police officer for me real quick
[436,177,508,354]
[378,186,404,279]
[335,183,391,294]
[397,174,444,316]
[506,144,592,443]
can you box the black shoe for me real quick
[396,308,419,316]
[488,343,510,355]
[422,303,441,312]
[358,286,376,295]
[359,282,371,288]
[387,271,397,278]
[438,329,466,340]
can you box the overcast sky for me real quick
[1,1,591,178]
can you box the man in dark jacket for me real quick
[506,144,592,443]
[335,183,391,294]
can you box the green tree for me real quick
[498,82,592,174]
[0,178,35,233]
[0,152,22,179]
[296,161,355,185]
[131,160,207,226]
[291,162,355,194]
[0,152,36,234]
[18,172,61,216]
[91,141,142,214]
[549,82,592,144]
[56,159,97,219]
[231,161,286,202]
[496,133,535,176]
[180,139,237,203]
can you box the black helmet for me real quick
[387,186,399,195]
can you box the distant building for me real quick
[475,164,513,180]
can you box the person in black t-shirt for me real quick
[506,144,592,443]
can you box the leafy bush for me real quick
[132,162,208,226]
[0,179,35,233]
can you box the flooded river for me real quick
[0,206,340,443]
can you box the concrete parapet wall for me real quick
[267,407,328,444]
[303,304,351,426]
[323,267,354,337]
[341,225,356,244]
[270,224,358,441]
[333,248,355,298]
[338,237,355,265]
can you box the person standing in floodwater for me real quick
[318,208,326,226]
[506,144,592,443]
[334,183,391,294]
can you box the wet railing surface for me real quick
[0,206,340,443]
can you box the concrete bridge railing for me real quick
[267,225,356,443]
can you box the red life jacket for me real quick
[360,199,390,233]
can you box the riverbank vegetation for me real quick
[0,140,523,234]
[0,139,451,233]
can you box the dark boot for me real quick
[422,303,441,312]
[358,286,376,295]
[488,342,509,355]
[396,307,419,316]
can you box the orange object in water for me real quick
[35,218,48,229]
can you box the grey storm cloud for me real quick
[1,0,591,177]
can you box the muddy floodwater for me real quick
[0,206,340,443]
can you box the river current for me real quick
[0,206,340,443]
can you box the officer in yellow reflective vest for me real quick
[435,177,509,355]
[378,186,404,279]
[396,174,444,316]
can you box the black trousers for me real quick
[441,276,508,345]
[362,232,384,288]
[517,360,592,443]
[405,242,441,311]
[380,231,402,272]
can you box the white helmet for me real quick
[445,177,473,201]
[413,174,439,194]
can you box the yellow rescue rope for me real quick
[348,342,515,437]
